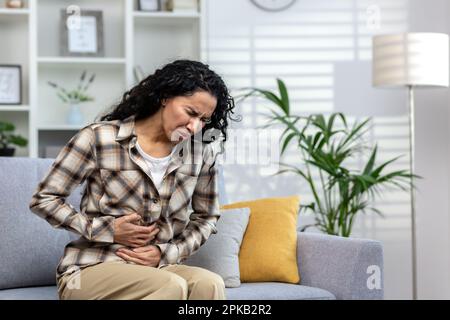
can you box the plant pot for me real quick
[66,103,84,126]
[0,148,15,157]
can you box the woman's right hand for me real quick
[113,213,160,248]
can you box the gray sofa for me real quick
[0,157,384,300]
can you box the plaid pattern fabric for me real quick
[29,115,220,281]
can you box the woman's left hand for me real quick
[115,245,161,267]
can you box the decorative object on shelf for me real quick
[47,70,95,125]
[60,8,104,57]
[237,78,418,237]
[66,103,84,126]
[250,0,296,12]
[138,0,161,11]
[0,120,27,157]
[372,32,449,300]
[5,0,24,8]
[0,65,21,105]
[166,0,199,13]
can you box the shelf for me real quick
[0,8,30,15]
[133,11,200,19]
[133,11,200,25]
[37,125,83,131]
[0,8,29,22]
[37,57,127,65]
[0,105,30,111]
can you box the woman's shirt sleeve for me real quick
[29,126,115,243]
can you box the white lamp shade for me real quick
[373,33,449,88]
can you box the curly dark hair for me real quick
[98,59,239,146]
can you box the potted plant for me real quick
[47,70,95,125]
[0,121,28,157]
[237,79,419,237]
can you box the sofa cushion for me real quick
[226,282,335,300]
[0,157,82,290]
[183,208,250,288]
[222,196,300,284]
[0,286,59,300]
[0,283,336,300]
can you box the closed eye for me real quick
[186,107,197,115]
[186,107,212,123]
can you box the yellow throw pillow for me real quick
[221,195,300,284]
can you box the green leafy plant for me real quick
[237,79,419,237]
[0,121,28,149]
[48,70,95,104]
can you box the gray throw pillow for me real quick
[183,208,250,288]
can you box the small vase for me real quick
[66,103,84,126]
[0,148,15,157]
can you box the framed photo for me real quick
[0,65,22,105]
[138,0,161,11]
[60,9,104,57]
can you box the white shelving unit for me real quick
[0,0,204,158]
[37,57,128,65]
[0,1,31,157]
[133,11,201,19]
[0,105,30,111]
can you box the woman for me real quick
[29,59,237,300]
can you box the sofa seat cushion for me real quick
[0,283,336,300]
[0,286,59,300]
[225,282,335,300]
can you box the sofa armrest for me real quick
[297,232,384,300]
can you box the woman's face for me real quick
[161,90,217,143]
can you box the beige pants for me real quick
[58,261,226,300]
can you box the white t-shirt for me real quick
[135,141,173,191]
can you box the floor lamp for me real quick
[372,33,449,300]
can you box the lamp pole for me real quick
[407,85,417,300]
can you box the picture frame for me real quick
[138,0,161,11]
[60,9,104,57]
[0,65,22,105]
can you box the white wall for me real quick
[206,0,450,299]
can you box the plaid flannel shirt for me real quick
[29,115,220,281]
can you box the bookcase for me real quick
[0,0,204,158]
